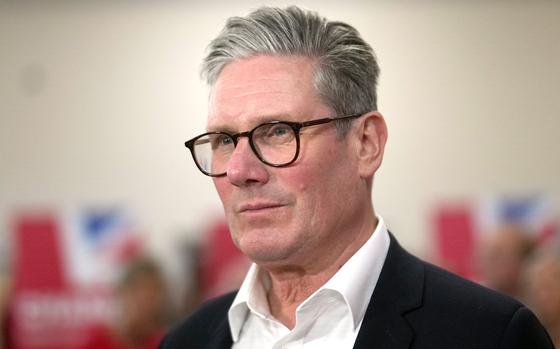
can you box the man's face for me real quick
[207,55,366,268]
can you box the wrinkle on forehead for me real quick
[211,77,306,97]
[216,89,297,101]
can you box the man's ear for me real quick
[354,111,388,178]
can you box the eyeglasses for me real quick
[184,113,364,177]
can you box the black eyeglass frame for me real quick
[184,113,365,177]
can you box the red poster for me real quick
[8,212,112,349]
[433,204,477,281]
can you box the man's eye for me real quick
[211,135,233,149]
[267,124,291,137]
[220,135,233,145]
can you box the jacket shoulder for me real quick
[422,259,522,315]
[411,258,553,348]
[379,236,553,348]
[386,234,524,319]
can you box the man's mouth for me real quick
[238,201,285,213]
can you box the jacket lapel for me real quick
[353,234,424,349]
[205,314,233,349]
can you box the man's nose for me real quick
[226,138,269,186]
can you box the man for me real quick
[160,6,553,348]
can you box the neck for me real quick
[263,212,378,329]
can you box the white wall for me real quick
[1,0,559,260]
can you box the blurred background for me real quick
[1,0,559,348]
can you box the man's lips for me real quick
[237,202,285,213]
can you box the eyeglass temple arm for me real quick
[300,113,363,128]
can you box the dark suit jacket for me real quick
[160,235,554,348]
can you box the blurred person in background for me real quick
[0,278,7,349]
[478,224,535,300]
[525,248,560,348]
[181,221,250,317]
[160,6,553,348]
[82,257,167,349]
[198,220,251,300]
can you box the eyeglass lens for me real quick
[193,122,298,175]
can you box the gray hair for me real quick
[202,6,380,133]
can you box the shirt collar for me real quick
[228,263,264,341]
[318,216,390,329]
[228,216,390,341]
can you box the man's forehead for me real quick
[210,56,317,100]
[217,54,316,80]
[206,55,328,130]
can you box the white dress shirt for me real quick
[228,216,390,349]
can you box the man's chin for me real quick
[237,240,298,265]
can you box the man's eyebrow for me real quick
[206,114,295,133]
[206,124,235,134]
